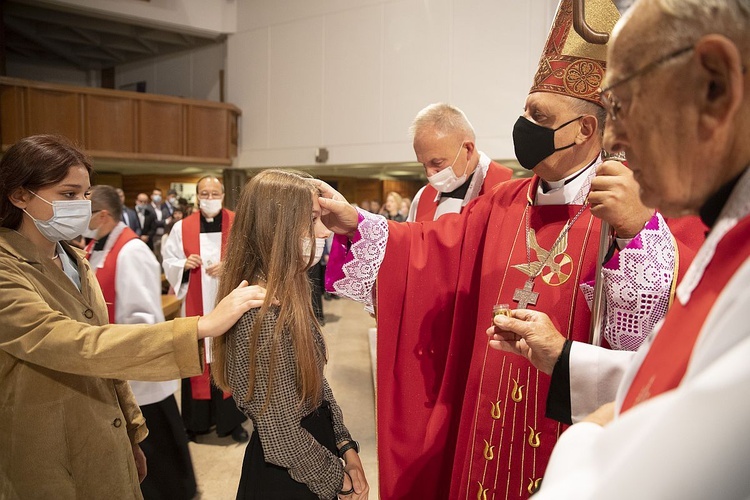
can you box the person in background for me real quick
[167,189,179,210]
[212,169,369,499]
[150,188,172,261]
[0,134,265,499]
[117,187,142,235]
[162,175,249,443]
[84,185,197,500]
[369,199,381,215]
[399,197,412,220]
[406,103,513,222]
[382,192,406,222]
[135,192,157,250]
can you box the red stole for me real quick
[181,208,235,400]
[377,177,599,500]
[621,216,750,412]
[414,160,513,222]
[85,227,138,323]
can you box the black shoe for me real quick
[186,429,210,442]
[229,426,249,443]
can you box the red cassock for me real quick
[414,161,513,222]
[374,176,703,500]
[182,208,234,400]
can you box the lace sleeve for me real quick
[581,213,676,351]
[324,208,389,308]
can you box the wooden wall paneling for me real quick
[186,105,229,160]
[85,95,136,153]
[122,174,157,207]
[138,100,184,156]
[0,85,24,149]
[92,171,123,188]
[26,88,81,143]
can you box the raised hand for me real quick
[588,160,654,239]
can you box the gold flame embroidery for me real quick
[527,426,541,448]
[483,439,495,461]
[511,378,525,403]
[490,401,502,420]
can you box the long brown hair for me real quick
[212,169,325,410]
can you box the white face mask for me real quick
[302,237,326,266]
[200,198,222,217]
[427,142,468,193]
[23,191,92,242]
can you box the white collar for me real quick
[535,155,601,206]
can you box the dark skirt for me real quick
[138,395,197,500]
[236,401,338,500]
[181,378,247,435]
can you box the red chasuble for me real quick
[621,216,750,412]
[182,208,234,400]
[85,227,138,323]
[415,160,513,222]
[375,177,701,500]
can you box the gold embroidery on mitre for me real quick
[476,482,488,500]
[511,378,525,403]
[511,227,574,287]
[483,439,495,461]
[529,0,620,106]
[528,477,543,494]
[527,426,541,448]
[490,400,502,420]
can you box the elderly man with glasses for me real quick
[492,0,750,498]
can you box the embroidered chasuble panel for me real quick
[455,201,599,500]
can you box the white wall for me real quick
[228,0,558,168]
[28,0,236,35]
[115,43,226,101]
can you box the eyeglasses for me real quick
[599,45,694,122]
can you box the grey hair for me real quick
[409,103,476,140]
[650,0,750,52]
[562,95,607,138]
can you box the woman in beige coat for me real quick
[0,135,265,499]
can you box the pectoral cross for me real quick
[513,279,539,309]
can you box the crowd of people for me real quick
[1,0,749,499]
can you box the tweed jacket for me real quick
[0,228,203,500]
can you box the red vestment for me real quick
[622,215,750,412]
[85,227,138,323]
[182,208,234,400]
[375,176,701,499]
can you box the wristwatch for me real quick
[338,440,360,458]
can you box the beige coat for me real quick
[0,229,203,499]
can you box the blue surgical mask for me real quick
[23,191,92,242]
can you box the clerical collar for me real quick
[540,159,595,193]
[93,232,110,251]
[699,168,746,229]
[201,210,223,232]
[441,172,475,199]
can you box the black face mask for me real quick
[512,115,582,170]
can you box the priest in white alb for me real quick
[162,175,248,443]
